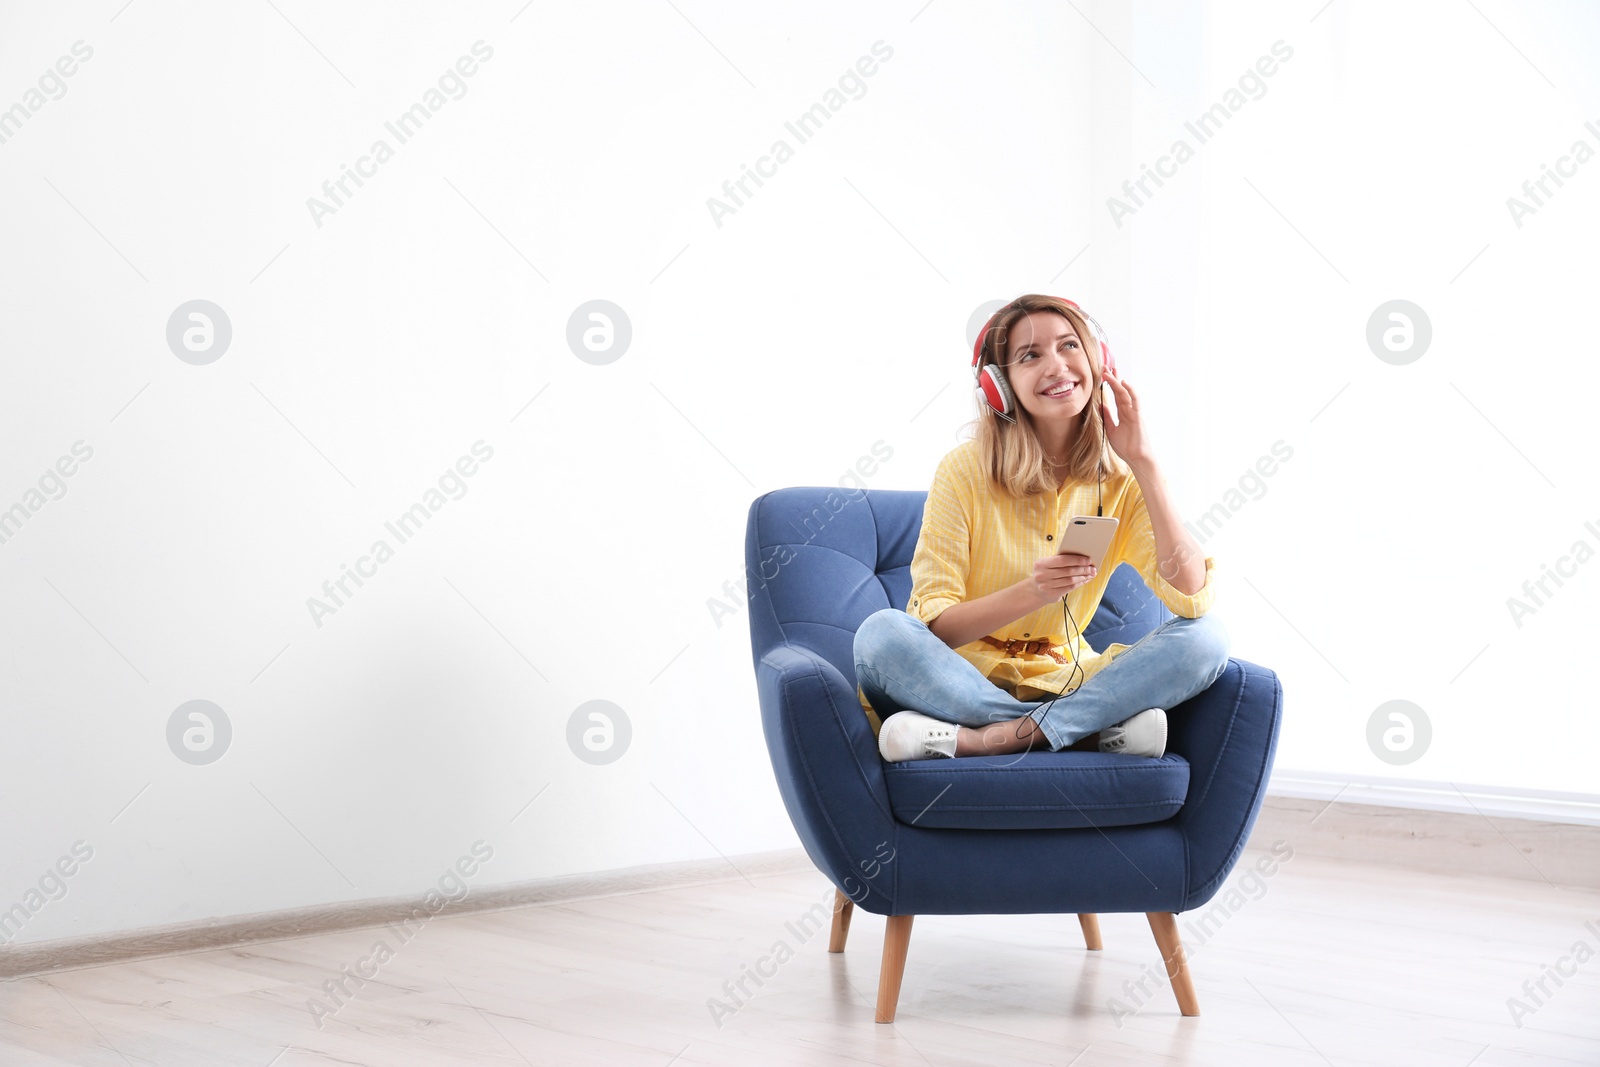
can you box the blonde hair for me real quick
[962,294,1128,499]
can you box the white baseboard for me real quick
[1267,769,1600,826]
[0,848,816,981]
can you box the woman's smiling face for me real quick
[1002,310,1094,424]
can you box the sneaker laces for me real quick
[923,724,956,758]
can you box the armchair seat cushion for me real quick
[884,750,1190,830]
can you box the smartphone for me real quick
[1057,515,1119,570]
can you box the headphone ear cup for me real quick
[977,364,1015,415]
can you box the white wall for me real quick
[1118,0,1600,797]
[0,0,1100,944]
[2,0,1595,948]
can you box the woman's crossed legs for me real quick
[852,607,1230,757]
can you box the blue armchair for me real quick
[745,486,1283,1023]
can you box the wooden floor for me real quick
[3,847,1597,1066]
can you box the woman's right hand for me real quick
[1025,552,1097,607]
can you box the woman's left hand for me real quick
[1100,366,1153,467]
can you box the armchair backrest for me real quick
[745,487,920,683]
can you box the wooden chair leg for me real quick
[1146,912,1200,1016]
[1077,913,1103,950]
[829,888,854,953]
[875,915,914,1023]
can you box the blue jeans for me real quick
[852,608,1231,751]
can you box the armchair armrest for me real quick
[1165,657,1284,911]
[757,642,901,914]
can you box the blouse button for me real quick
[1023,632,1030,637]
[1046,534,1053,540]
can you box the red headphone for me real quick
[971,297,1116,417]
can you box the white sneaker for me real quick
[878,711,959,763]
[1098,708,1167,758]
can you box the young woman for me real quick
[854,294,1232,763]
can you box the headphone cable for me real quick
[1013,453,1103,747]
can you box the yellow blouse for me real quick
[858,438,1217,735]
